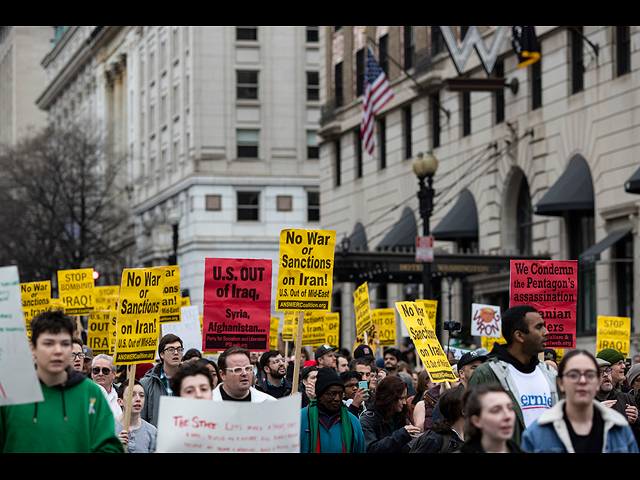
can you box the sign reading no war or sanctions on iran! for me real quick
[509,260,578,349]
[202,258,272,351]
[114,268,164,364]
[57,268,95,315]
[276,229,335,312]
[396,301,457,383]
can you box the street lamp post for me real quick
[413,151,439,341]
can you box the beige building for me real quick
[0,26,50,147]
[318,26,640,356]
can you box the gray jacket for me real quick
[139,363,168,428]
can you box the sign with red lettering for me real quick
[509,260,578,349]
[415,236,434,262]
[202,258,272,352]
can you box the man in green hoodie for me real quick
[466,304,558,446]
[0,309,123,453]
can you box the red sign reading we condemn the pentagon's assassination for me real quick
[509,260,578,349]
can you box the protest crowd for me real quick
[3,299,640,453]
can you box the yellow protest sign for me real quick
[417,299,438,328]
[282,311,297,342]
[353,282,372,336]
[51,298,66,312]
[270,317,280,350]
[597,315,631,357]
[396,301,457,383]
[88,310,111,355]
[20,280,51,335]
[94,285,119,311]
[180,296,190,307]
[482,334,505,351]
[114,268,164,365]
[302,311,326,346]
[372,308,396,347]
[323,312,340,349]
[276,229,335,312]
[107,294,119,354]
[160,265,181,324]
[57,268,95,315]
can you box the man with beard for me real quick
[255,350,292,398]
[595,357,640,444]
[467,304,558,446]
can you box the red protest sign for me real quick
[202,258,272,352]
[509,260,578,349]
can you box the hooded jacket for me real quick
[0,367,123,453]
[466,342,558,445]
[139,363,168,427]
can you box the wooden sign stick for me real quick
[122,364,135,452]
[291,311,304,394]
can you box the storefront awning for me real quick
[432,189,478,240]
[625,166,640,194]
[348,223,368,250]
[533,155,594,216]
[579,228,632,264]
[375,207,417,250]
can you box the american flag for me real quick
[361,46,394,156]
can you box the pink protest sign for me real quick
[202,258,272,352]
[509,260,578,349]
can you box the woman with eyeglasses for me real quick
[521,349,639,453]
[359,375,421,453]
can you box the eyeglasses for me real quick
[270,358,286,365]
[70,353,85,360]
[92,367,113,376]
[225,365,253,375]
[323,390,345,399]
[563,370,598,383]
[600,368,612,376]
[163,347,184,354]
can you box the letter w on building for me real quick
[440,26,509,76]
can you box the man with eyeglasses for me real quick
[255,350,292,399]
[92,354,121,417]
[300,367,365,453]
[212,346,276,402]
[595,357,640,444]
[71,338,86,372]
[140,333,184,427]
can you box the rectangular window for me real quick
[431,92,441,149]
[334,139,341,187]
[237,70,259,99]
[356,48,365,97]
[379,35,389,75]
[307,191,320,222]
[355,129,363,179]
[431,27,444,55]
[334,62,343,107]
[205,195,222,211]
[462,91,471,137]
[616,26,631,77]
[532,60,542,110]
[379,117,387,170]
[236,26,257,41]
[277,195,292,212]
[237,129,259,158]
[237,191,260,221]
[306,26,319,43]
[495,62,505,124]
[404,26,414,70]
[307,71,319,101]
[403,105,412,160]
[571,26,584,94]
[307,131,319,159]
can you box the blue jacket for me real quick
[521,399,639,453]
[300,406,366,453]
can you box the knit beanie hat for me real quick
[314,368,344,398]
[627,364,640,386]
[596,348,625,365]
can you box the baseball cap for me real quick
[354,344,375,360]
[457,351,487,370]
[314,344,338,360]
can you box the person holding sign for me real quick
[0,309,123,453]
[212,347,276,402]
[115,379,158,453]
[467,305,558,446]
[359,375,421,453]
[521,350,638,453]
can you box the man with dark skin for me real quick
[467,304,558,446]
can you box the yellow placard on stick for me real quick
[113,268,164,365]
[323,312,340,349]
[353,282,372,336]
[160,265,181,324]
[94,285,119,311]
[396,301,457,383]
[20,280,51,335]
[372,308,396,347]
[57,268,95,315]
[88,310,111,355]
[597,315,631,357]
[276,229,336,312]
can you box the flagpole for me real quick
[363,31,450,122]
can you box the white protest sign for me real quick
[471,303,502,338]
[162,306,203,353]
[0,266,44,406]
[156,394,301,453]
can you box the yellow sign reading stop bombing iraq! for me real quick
[276,229,336,312]
[113,268,164,365]
[396,300,457,383]
[57,268,95,315]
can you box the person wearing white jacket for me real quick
[212,346,276,402]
